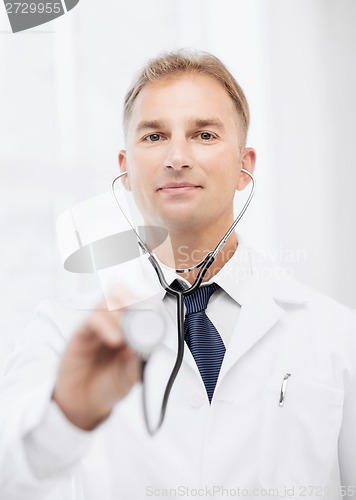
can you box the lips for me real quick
[158,182,201,191]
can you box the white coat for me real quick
[0,244,355,500]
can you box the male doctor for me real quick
[1,50,356,500]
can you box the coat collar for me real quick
[219,238,309,379]
[136,236,309,378]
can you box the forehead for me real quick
[128,73,240,132]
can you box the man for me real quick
[1,50,355,500]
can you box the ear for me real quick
[118,150,132,191]
[237,148,256,191]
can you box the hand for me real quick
[52,297,140,431]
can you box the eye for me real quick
[199,132,215,141]
[145,133,161,142]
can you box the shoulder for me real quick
[240,241,355,326]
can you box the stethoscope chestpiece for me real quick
[121,309,166,360]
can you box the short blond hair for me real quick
[123,50,250,146]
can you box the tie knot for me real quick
[183,283,220,314]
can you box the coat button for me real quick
[189,393,206,408]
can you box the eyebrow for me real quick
[192,118,226,131]
[135,117,226,134]
[136,120,166,134]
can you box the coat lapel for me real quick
[219,265,309,380]
[219,278,285,380]
[158,277,289,378]
[130,243,309,381]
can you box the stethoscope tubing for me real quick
[111,168,255,434]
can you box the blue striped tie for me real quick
[172,281,225,403]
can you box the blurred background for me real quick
[1,0,355,368]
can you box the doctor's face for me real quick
[119,73,255,233]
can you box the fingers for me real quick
[76,300,126,349]
[77,285,139,348]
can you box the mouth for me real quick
[157,182,201,194]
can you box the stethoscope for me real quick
[111,168,255,435]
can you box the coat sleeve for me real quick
[0,299,96,500]
[338,310,356,499]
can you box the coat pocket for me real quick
[257,375,344,499]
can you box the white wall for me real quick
[1,0,355,367]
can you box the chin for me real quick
[160,213,207,233]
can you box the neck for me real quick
[151,222,238,285]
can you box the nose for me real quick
[164,136,192,171]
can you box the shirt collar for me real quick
[145,232,308,307]
[151,233,252,306]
